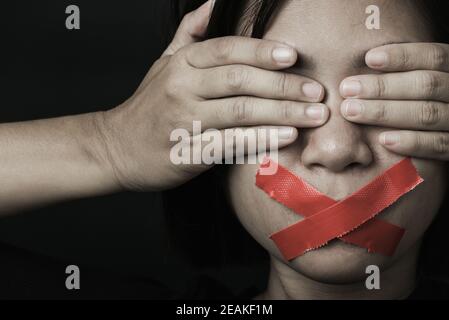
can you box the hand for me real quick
[339,43,449,160]
[95,1,328,191]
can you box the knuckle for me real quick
[418,72,438,97]
[279,101,294,120]
[232,97,254,122]
[164,82,178,98]
[429,44,448,69]
[375,76,387,97]
[433,135,449,154]
[226,66,249,91]
[398,47,411,68]
[173,45,188,61]
[164,75,184,97]
[214,37,236,62]
[418,102,440,127]
[255,41,271,64]
[168,49,189,71]
[372,103,387,121]
[275,73,290,98]
[412,133,422,151]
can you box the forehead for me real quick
[264,0,434,74]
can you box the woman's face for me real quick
[227,0,447,283]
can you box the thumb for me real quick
[163,0,214,57]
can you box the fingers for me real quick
[379,130,449,160]
[171,126,296,172]
[162,0,213,57]
[354,42,449,161]
[341,99,449,131]
[201,97,328,129]
[195,126,298,165]
[366,43,449,72]
[340,71,449,102]
[183,36,298,70]
[222,126,298,161]
[197,65,324,102]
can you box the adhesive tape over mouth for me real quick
[255,158,424,261]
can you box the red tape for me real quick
[256,158,423,261]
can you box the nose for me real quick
[301,91,373,173]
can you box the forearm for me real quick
[0,112,121,216]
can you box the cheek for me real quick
[227,164,290,251]
[226,154,446,283]
[396,158,447,249]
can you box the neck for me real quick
[261,243,420,300]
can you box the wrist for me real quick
[88,110,128,193]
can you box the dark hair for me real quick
[166,0,449,294]
[170,0,279,39]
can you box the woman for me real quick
[1,0,448,299]
[166,0,449,299]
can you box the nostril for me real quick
[301,138,373,173]
[344,162,366,171]
[305,159,367,173]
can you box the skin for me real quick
[227,0,447,299]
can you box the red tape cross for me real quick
[256,158,423,261]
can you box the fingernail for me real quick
[341,79,362,97]
[343,100,363,117]
[380,132,401,146]
[303,83,323,100]
[279,127,294,140]
[272,47,295,64]
[306,105,326,121]
[366,51,388,68]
